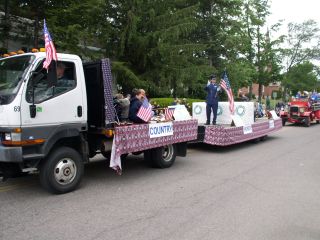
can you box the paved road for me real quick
[1,123,320,240]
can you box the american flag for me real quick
[220,71,235,114]
[137,97,152,122]
[165,107,175,121]
[43,19,57,69]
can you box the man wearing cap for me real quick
[205,74,221,125]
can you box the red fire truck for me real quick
[280,99,320,127]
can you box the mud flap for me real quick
[175,142,187,157]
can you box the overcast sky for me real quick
[267,0,320,67]
[267,0,320,35]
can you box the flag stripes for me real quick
[165,108,175,120]
[137,98,152,122]
[220,71,235,114]
[43,19,57,69]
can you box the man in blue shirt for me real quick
[205,74,220,125]
[129,89,146,123]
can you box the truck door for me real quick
[20,59,86,131]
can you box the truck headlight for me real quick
[4,132,21,141]
[4,133,12,141]
[2,129,44,146]
[299,108,305,113]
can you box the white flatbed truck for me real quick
[0,53,197,193]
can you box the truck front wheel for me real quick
[304,117,311,127]
[40,147,84,194]
[145,144,176,168]
[282,118,286,126]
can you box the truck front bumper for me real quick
[0,145,23,163]
[287,117,305,123]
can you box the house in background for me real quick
[239,82,281,99]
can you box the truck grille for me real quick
[290,106,299,119]
[290,106,299,113]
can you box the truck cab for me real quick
[0,52,89,192]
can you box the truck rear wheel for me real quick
[145,144,176,168]
[260,135,267,141]
[40,147,84,194]
[251,138,260,144]
[132,151,143,155]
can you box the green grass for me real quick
[150,98,203,108]
[150,98,204,113]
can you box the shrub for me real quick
[150,98,204,112]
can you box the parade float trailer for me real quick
[280,99,320,127]
[0,52,198,193]
[192,102,282,146]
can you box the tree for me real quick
[176,0,253,99]
[13,0,52,48]
[281,20,320,98]
[285,61,318,94]
[47,0,107,56]
[282,20,320,72]
[110,0,209,98]
[2,0,284,101]
[0,0,27,51]
[242,0,271,101]
[0,0,10,50]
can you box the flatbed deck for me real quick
[114,119,198,154]
[195,118,282,146]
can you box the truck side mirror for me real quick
[30,104,36,118]
[29,72,45,119]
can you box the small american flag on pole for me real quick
[220,71,235,114]
[137,97,152,122]
[43,19,57,69]
[165,107,175,120]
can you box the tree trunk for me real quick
[248,83,253,100]
[282,85,288,102]
[257,26,262,103]
[173,77,177,98]
[258,83,263,103]
[33,14,39,48]
[2,0,10,49]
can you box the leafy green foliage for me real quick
[3,0,319,102]
[279,20,320,97]
[281,20,320,72]
[285,61,318,94]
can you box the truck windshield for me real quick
[0,55,34,105]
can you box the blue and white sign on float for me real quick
[243,125,253,134]
[192,102,254,125]
[269,120,275,129]
[149,122,174,138]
